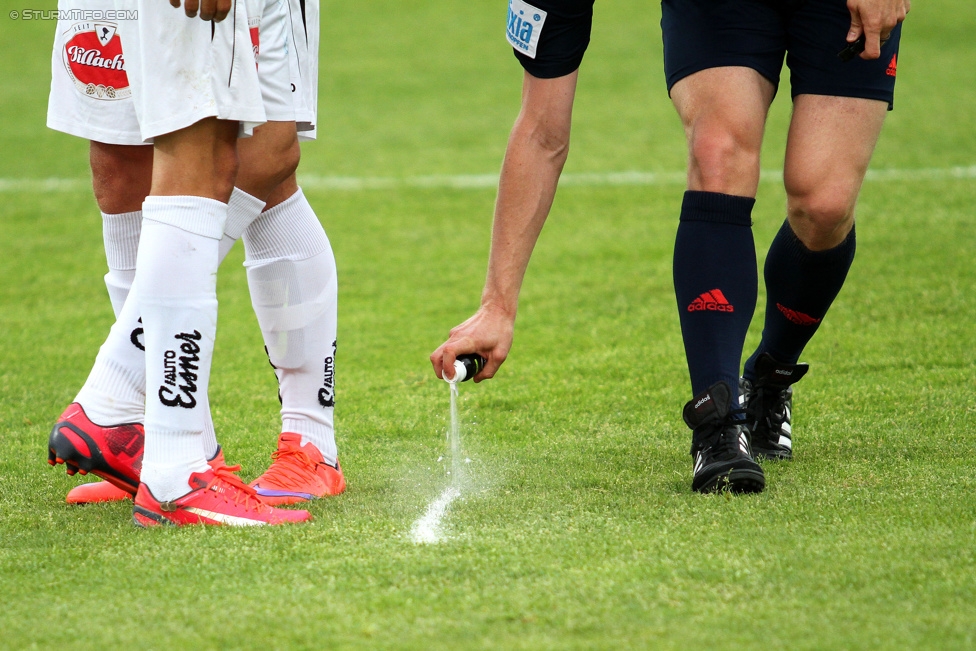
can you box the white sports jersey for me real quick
[47,0,318,144]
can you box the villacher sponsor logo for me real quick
[159,331,203,409]
[248,15,260,68]
[61,22,131,100]
[776,303,821,326]
[688,289,734,313]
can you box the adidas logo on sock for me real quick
[688,289,734,313]
[776,303,821,326]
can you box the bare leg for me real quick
[89,143,153,215]
[668,67,773,396]
[784,95,888,250]
[150,118,239,201]
[668,66,778,492]
[235,121,301,205]
[742,95,889,430]
[670,66,775,197]
[138,117,238,500]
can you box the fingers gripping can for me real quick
[446,354,487,383]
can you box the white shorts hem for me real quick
[46,117,147,146]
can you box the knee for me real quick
[238,127,301,197]
[686,123,761,195]
[257,134,301,182]
[786,184,857,250]
[89,142,153,213]
[276,137,302,181]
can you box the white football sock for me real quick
[101,210,142,317]
[243,188,339,466]
[138,196,225,501]
[79,191,265,458]
[141,431,210,502]
[76,212,145,426]
[218,187,266,262]
[197,188,266,459]
[73,285,146,426]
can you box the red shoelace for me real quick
[259,448,318,487]
[207,465,270,512]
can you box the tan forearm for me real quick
[481,70,579,318]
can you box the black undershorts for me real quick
[506,0,595,79]
[661,0,902,108]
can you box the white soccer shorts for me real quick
[47,0,318,144]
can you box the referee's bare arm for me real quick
[431,70,578,382]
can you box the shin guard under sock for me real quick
[243,188,339,466]
[138,196,224,500]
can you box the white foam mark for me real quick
[0,178,89,192]
[410,486,461,544]
[3,166,974,194]
[299,166,976,191]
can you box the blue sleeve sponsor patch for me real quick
[506,0,547,59]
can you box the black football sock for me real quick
[743,220,856,380]
[673,191,757,400]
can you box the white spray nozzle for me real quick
[444,359,467,384]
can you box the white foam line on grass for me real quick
[410,485,461,544]
[2,165,974,194]
[295,165,976,189]
[0,178,90,192]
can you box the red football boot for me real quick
[250,433,346,505]
[132,467,311,527]
[65,447,230,505]
[65,481,131,504]
[48,403,143,495]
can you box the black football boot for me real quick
[739,353,809,461]
[684,382,765,494]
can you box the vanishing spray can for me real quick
[445,354,486,383]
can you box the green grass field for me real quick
[2,1,976,649]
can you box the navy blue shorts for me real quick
[507,0,595,79]
[661,0,902,108]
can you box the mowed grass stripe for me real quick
[2,164,975,193]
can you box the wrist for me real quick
[479,293,518,321]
